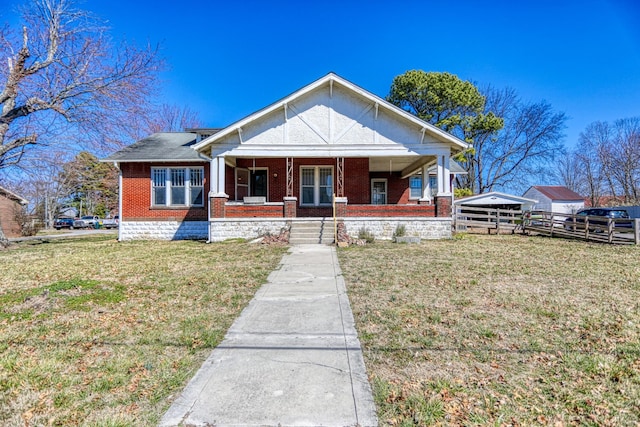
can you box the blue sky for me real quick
[5,0,640,149]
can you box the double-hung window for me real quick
[409,175,422,199]
[151,167,204,207]
[300,166,333,206]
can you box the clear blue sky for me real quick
[6,0,640,149]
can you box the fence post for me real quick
[635,219,640,245]
[496,208,501,234]
[608,217,613,244]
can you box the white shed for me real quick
[522,186,584,214]
[454,191,538,211]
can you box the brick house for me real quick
[0,186,28,238]
[103,73,469,242]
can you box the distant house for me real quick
[523,186,584,214]
[0,186,28,238]
[103,73,470,241]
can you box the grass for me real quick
[0,235,287,426]
[338,234,640,426]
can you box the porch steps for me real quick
[288,219,335,245]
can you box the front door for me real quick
[250,169,268,198]
[371,179,387,205]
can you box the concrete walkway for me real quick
[159,244,378,427]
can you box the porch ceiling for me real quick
[369,156,434,173]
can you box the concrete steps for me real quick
[289,219,335,245]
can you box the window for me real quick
[151,167,204,207]
[409,175,422,199]
[300,166,333,206]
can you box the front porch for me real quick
[207,156,454,219]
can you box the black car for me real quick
[54,218,77,230]
[564,208,632,231]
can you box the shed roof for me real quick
[454,191,538,207]
[102,132,209,163]
[529,186,583,201]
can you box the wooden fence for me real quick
[523,211,640,245]
[455,207,640,245]
[454,206,524,234]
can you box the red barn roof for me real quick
[531,186,583,201]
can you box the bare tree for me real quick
[461,86,566,193]
[575,121,610,206]
[0,0,162,245]
[599,118,640,203]
[555,153,585,195]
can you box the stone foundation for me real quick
[119,217,451,242]
[209,219,289,242]
[341,217,452,240]
[119,221,208,240]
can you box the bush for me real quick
[358,227,375,243]
[454,187,473,198]
[393,224,406,239]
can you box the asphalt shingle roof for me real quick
[103,132,207,162]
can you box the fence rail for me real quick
[523,210,640,245]
[455,206,524,234]
[455,207,640,245]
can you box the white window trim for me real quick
[151,167,205,207]
[299,165,334,206]
[371,178,388,205]
[409,174,422,200]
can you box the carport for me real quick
[454,192,538,233]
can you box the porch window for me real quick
[300,166,333,206]
[409,175,422,199]
[151,167,205,207]
[409,174,438,199]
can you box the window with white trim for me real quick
[409,175,422,199]
[300,166,333,206]
[151,167,204,207]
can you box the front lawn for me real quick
[338,234,640,426]
[0,236,287,426]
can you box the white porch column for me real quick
[436,154,451,196]
[210,155,227,196]
[420,164,432,203]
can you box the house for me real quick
[103,73,470,242]
[523,186,584,215]
[0,186,28,238]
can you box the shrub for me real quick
[392,224,406,239]
[358,227,375,243]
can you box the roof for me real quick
[427,159,467,175]
[194,72,470,154]
[0,186,28,204]
[454,191,538,207]
[528,185,583,201]
[102,132,209,163]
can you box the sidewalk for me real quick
[159,244,377,427]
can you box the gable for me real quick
[195,73,468,158]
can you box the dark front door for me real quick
[251,170,268,198]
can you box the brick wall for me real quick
[0,195,22,237]
[120,162,209,221]
[226,204,284,218]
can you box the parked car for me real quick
[102,215,119,229]
[564,208,632,231]
[54,218,77,230]
[75,215,101,228]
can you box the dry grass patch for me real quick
[338,234,640,426]
[0,236,287,426]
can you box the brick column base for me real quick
[334,197,348,217]
[435,195,452,217]
[284,197,297,218]
[211,194,229,218]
